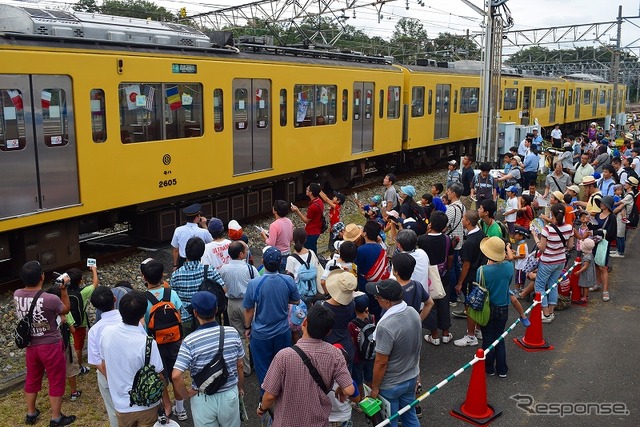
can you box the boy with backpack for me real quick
[348,292,376,399]
[143,259,186,421]
[65,265,98,376]
[320,240,358,293]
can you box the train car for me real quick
[0,5,404,275]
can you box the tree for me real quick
[82,0,176,21]
[73,0,100,13]
[428,32,481,61]
[390,18,428,64]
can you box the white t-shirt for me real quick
[285,250,324,289]
[514,241,529,270]
[202,239,231,270]
[321,256,353,281]
[505,196,519,222]
[551,129,562,140]
[633,157,640,176]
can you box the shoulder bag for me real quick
[466,268,490,327]
[291,345,330,394]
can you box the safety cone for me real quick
[450,349,502,425]
[514,292,554,352]
[570,257,583,304]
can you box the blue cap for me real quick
[507,185,518,194]
[400,185,416,198]
[207,217,224,234]
[370,195,382,204]
[262,246,282,271]
[191,291,218,317]
[183,203,201,216]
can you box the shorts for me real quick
[515,269,526,286]
[25,341,66,396]
[158,341,181,380]
[65,345,80,378]
[71,326,87,353]
[507,221,515,235]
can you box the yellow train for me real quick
[0,5,625,276]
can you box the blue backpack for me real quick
[292,252,318,301]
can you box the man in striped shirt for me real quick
[172,291,244,427]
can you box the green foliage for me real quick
[74,0,176,21]
[505,45,637,65]
[73,0,100,13]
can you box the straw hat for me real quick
[480,237,506,262]
[551,191,565,202]
[579,176,596,186]
[343,223,362,241]
[325,270,357,305]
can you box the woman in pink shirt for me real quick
[261,200,294,272]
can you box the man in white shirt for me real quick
[171,203,212,270]
[202,218,231,269]
[573,153,595,186]
[632,148,640,176]
[102,291,167,426]
[88,287,123,427]
[550,124,562,148]
[394,229,430,295]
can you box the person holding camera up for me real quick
[14,261,76,426]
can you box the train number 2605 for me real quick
[159,179,178,188]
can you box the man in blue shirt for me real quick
[532,128,543,150]
[523,146,540,188]
[243,247,300,390]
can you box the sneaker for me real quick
[441,333,453,344]
[622,217,630,224]
[610,252,624,258]
[157,408,168,425]
[78,365,90,375]
[602,291,610,302]
[415,405,422,418]
[589,284,602,292]
[172,405,188,421]
[452,310,467,319]
[541,313,555,323]
[520,317,531,327]
[474,329,483,340]
[70,390,82,402]
[49,414,76,427]
[498,373,508,378]
[454,335,478,347]
[424,335,440,346]
[449,301,458,307]
[25,409,41,425]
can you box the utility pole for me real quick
[612,5,622,128]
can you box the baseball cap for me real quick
[228,220,243,240]
[191,291,218,318]
[370,195,382,204]
[400,185,416,198]
[353,291,369,312]
[262,246,282,271]
[507,186,518,194]
[208,217,224,234]
[448,160,457,166]
[365,279,403,302]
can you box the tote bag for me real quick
[427,265,447,299]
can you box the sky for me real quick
[11,0,640,56]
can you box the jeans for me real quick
[534,262,563,307]
[304,234,320,254]
[616,236,626,255]
[379,377,420,427]
[449,250,461,303]
[250,330,292,392]
[481,305,509,376]
[352,360,374,387]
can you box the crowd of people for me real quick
[12,121,640,427]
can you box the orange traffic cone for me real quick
[514,292,554,352]
[570,257,583,304]
[450,349,502,425]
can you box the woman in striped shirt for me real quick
[532,204,574,323]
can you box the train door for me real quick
[521,86,531,125]
[575,88,581,119]
[434,84,450,139]
[607,89,612,114]
[232,79,272,175]
[0,75,78,219]
[352,82,374,153]
[592,89,598,117]
[549,87,557,123]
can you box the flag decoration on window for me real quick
[166,86,182,110]
[41,90,52,109]
[143,85,155,111]
[7,89,23,110]
[124,84,140,110]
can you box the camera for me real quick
[53,272,69,287]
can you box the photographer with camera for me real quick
[14,261,76,426]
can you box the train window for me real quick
[353,88,361,121]
[214,89,224,132]
[599,90,605,104]
[0,89,27,151]
[255,87,269,129]
[90,89,106,143]
[428,90,433,115]
[411,87,424,117]
[279,89,287,127]
[460,87,479,114]
[534,89,546,108]
[583,90,591,105]
[364,89,373,120]
[387,86,401,119]
[453,90,458,113]
[119,83,203,143]
[559,90,565,106]
[234,88,249,131]
[342,89,348,121]
[568,89,573,106]
[503,88,517,110]
[294,85,336,127]
[379,89,384,119]
[42,89,69,148]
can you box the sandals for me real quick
[25,409,40,425]
[602,291,610,302]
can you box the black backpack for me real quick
[68,287,85,327]
[628,193,639,228]
[14,290,44,349]
[350,316,376,360]
[191,326,229,395]
[129,336,164,407]
[199,265,228,315]
[624,166,639,181]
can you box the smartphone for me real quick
[290,202,295,209]
[354,192,358,200]
[87,258,96,267]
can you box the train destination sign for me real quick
[172,63,197,74]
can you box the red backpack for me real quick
[146,288,183,344]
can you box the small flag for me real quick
[166,86,182,110]
[7,89,23,110]
[125,84,141,110]
[143,85,155,111]
[41,90,51,109]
